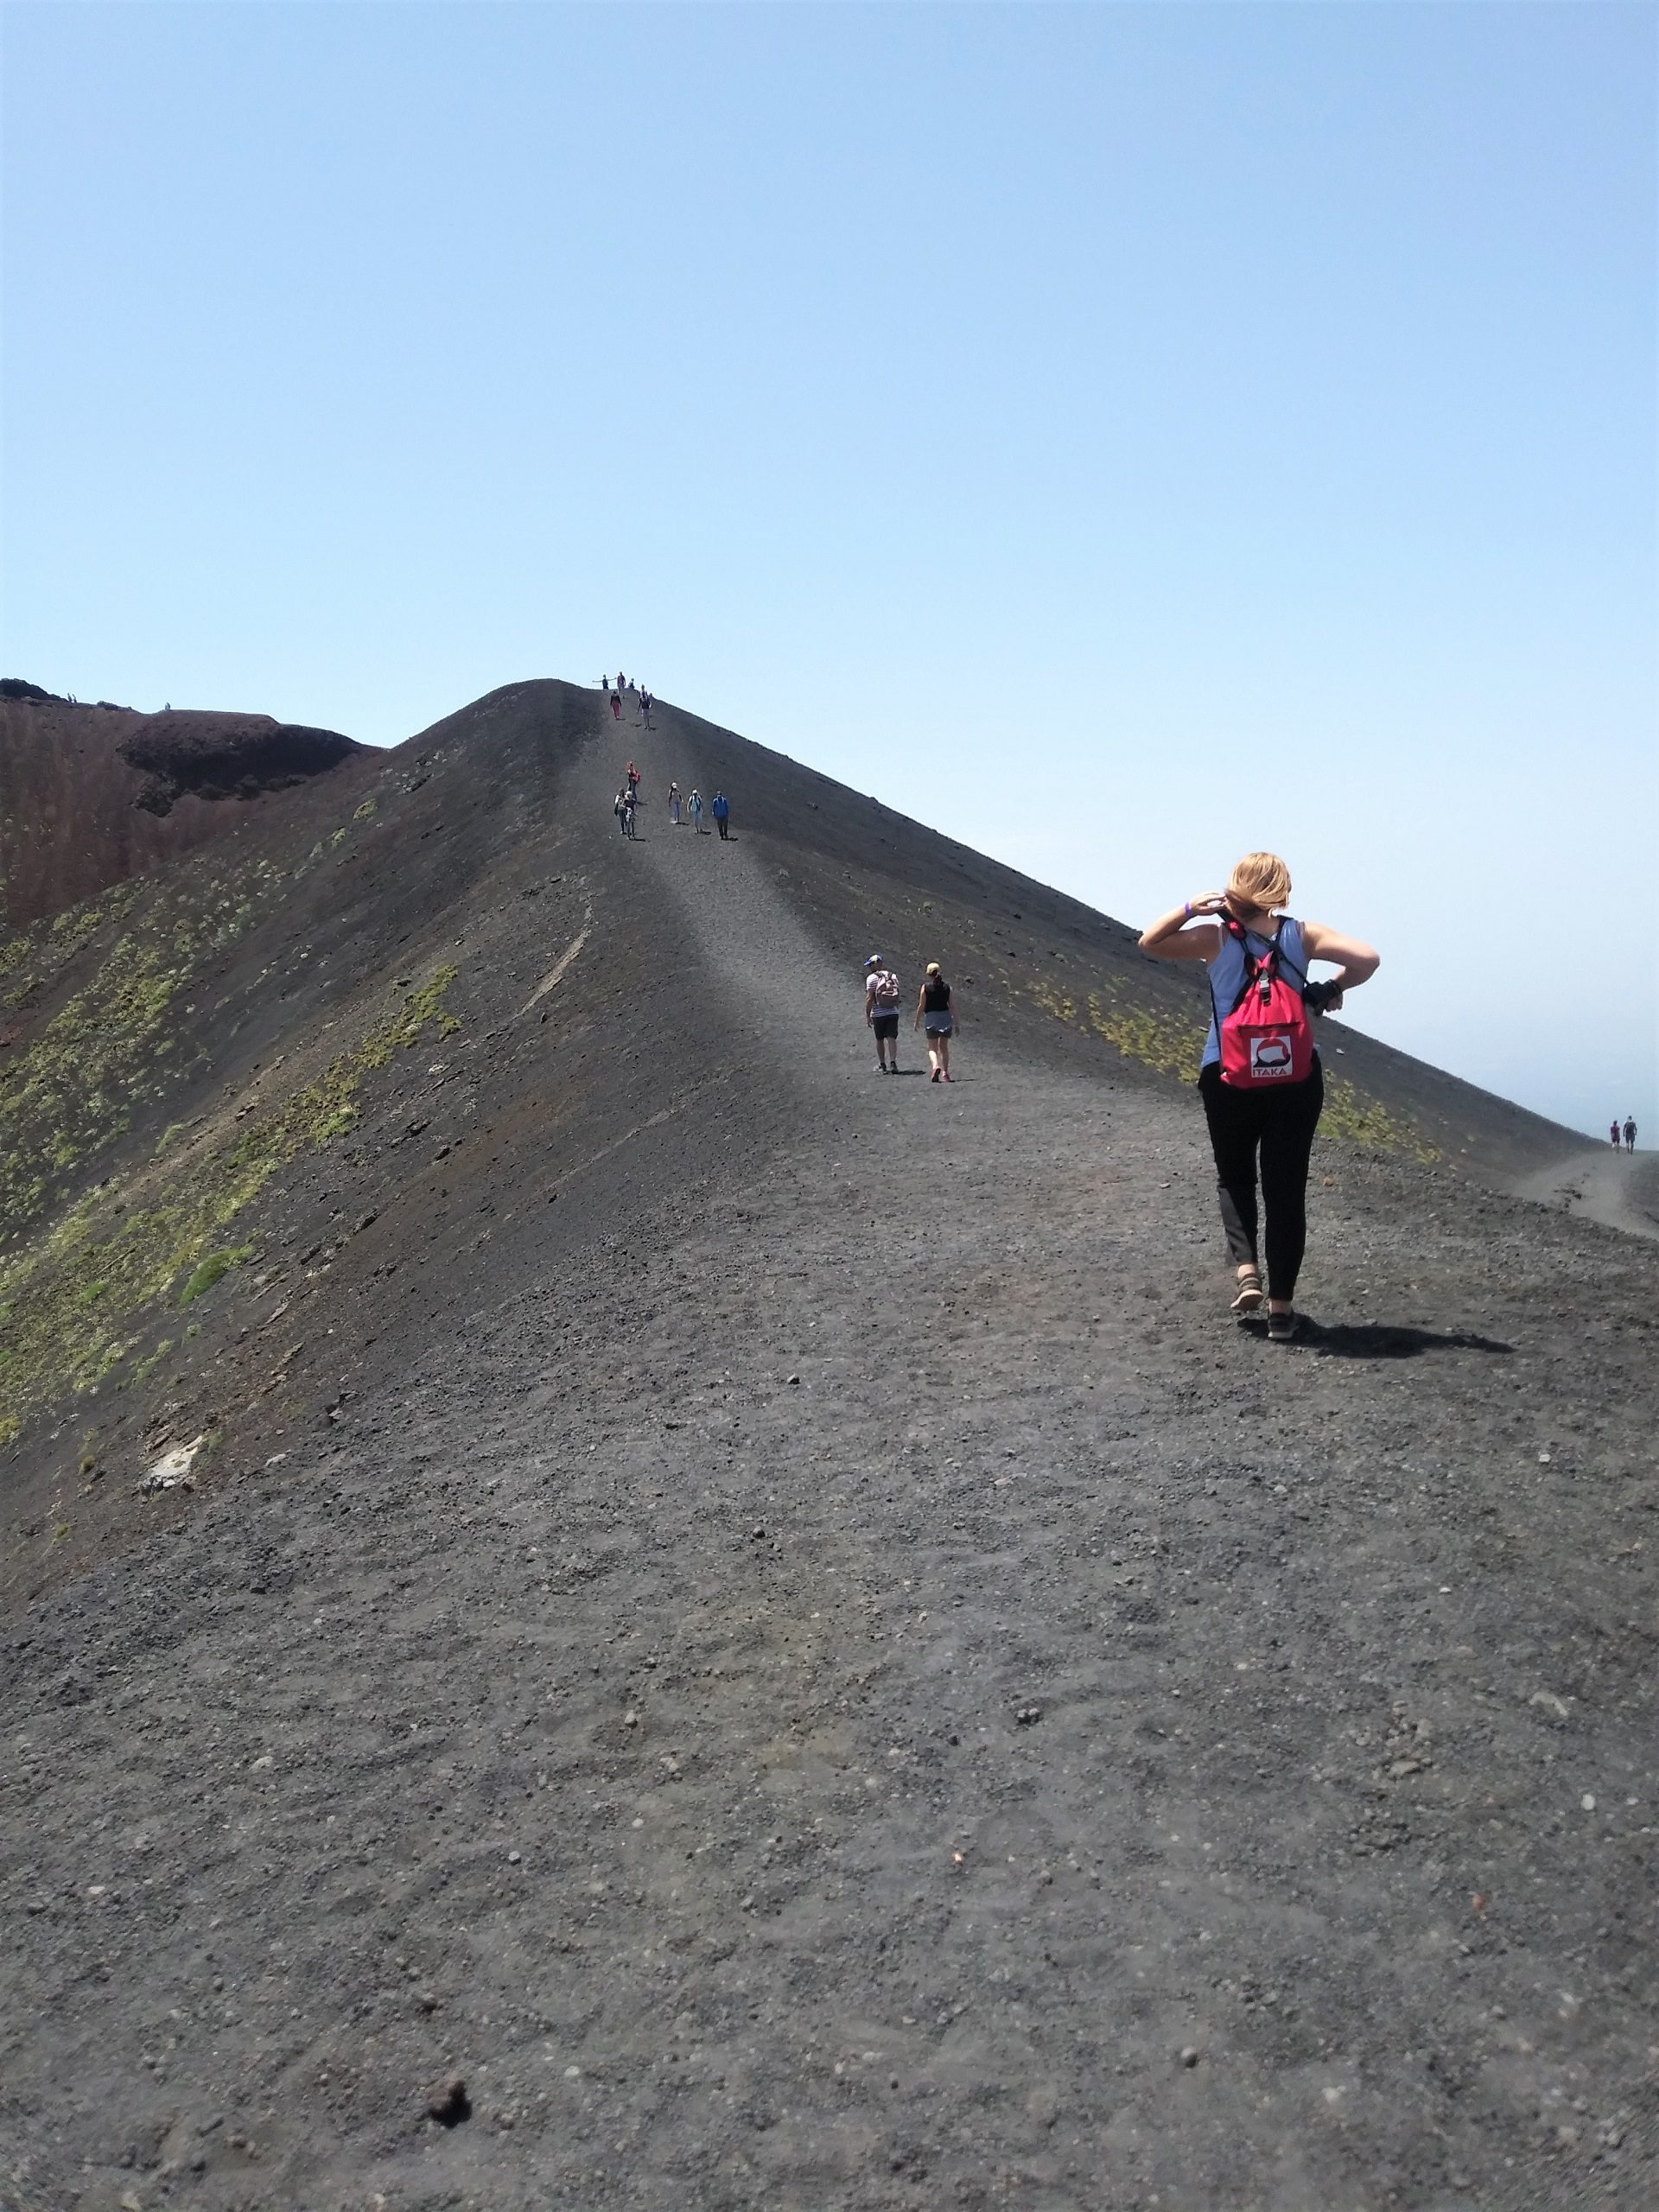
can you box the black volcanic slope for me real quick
[1,679,1653,2211]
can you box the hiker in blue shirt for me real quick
[711,791,730,840]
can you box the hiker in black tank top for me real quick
[915,964,956,1082]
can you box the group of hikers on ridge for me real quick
[601,673,654,725]
[1610,1116,1638,1153]
[861,957,958,1081]
[666,779,729,836]
[613,756,729,841]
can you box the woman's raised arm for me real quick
[1138,895,1228,963]
[1300,922,1379,1002]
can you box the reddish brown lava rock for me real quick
[0,679,373,925]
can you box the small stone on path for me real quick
[425,2074,470,2126]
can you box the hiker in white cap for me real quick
[863,955,902,1073]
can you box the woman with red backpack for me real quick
[1138,852,1378,1342]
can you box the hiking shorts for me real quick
[924,1014,953,1037]
[872,1013,899,1040]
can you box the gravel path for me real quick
[1516,1147,1659,1243]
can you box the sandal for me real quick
[1230,1270,1264,1316]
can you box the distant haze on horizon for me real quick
[3,2,1652,1139]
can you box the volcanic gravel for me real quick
[2,684,1655,2209]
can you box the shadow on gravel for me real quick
[1303,1321,1514,1360]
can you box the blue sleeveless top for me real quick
[1200,916,1309,1072]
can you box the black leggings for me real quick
[1198,1059,1324,1300]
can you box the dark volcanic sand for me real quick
[2,684,1655,2209]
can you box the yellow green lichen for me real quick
[0,964,459,1446]
[128,1338,175,1385]
[179,1248,251,1306]
[1320,1077,1440,1162]
[1027,975,1438,1160]
[0,847,360,1244]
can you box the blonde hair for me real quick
[1228,851,1292,912]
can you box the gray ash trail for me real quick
[577,690,856,1038]
[1517,1145,1659,1242]
[600,698,912,1103]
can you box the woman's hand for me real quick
[1138,899,1225,959]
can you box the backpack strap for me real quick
[1272,917,1309,995]
[1211,914,1309,1015]
[1213,915,1260,1017]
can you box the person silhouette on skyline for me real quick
[1624,1116,1637,1153]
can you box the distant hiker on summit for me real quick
[915,964,956,1081]
[712,791,730,840]
[1611,1120,1623,1148]
[1625,1116,1638,1154]
[1139,852,1379,1344]
[864,955,902,1072]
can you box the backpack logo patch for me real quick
[1249,1034,1295,1077]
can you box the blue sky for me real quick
[3,2,1652,1137]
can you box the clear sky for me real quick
[3,2,1653,1138]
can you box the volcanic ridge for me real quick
[1,677,1654,2210]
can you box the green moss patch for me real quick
[128,1338,175,1385]
[179,1249,252,1306]
[0,964,459,1449]
[0,861,313,1243]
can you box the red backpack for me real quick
[1216,918,1314,1089]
